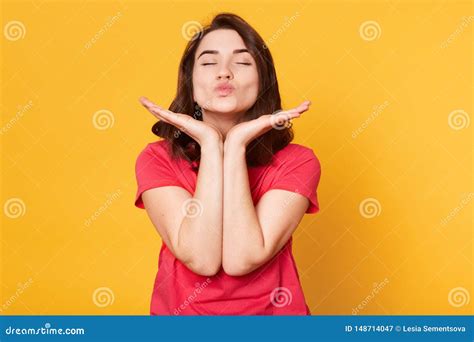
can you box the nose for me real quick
[216,64,233,80]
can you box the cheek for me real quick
[192,71,214,100]
[238,71,259,102]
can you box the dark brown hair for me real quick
[151,12,293,168]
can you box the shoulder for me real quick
[140,139,170,155]
[273,143,321,169]
[135,139,172,167]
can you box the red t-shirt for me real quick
[134,139,321,315]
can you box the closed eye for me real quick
[201,63,251,66]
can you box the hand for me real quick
[139,96,223,146]
[225,100,311,148]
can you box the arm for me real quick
[139,96,224,276]
[221,101,313,276]
[143,140,223,276]
[222,141,309,276]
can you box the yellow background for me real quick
[1,0,472,315]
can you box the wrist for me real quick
[200,138,224,154]
[223,137,246,155]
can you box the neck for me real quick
[202,110,245,139]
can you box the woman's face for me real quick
[192,29,259,116]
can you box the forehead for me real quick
[196,29,247,54]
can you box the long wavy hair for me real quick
[151,12,293,168]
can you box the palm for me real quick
[227,101,311,146]
[139,96,222,144]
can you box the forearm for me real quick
[222,141,265,275]
[178,140,224,275]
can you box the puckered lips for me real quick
[214,82,235,96]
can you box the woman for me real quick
[134,13,321,315]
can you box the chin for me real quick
[209,97,240,113]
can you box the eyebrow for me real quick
[197,49,250,59]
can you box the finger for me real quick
[139,96,178,124]
[138,96,162,110]
[289,100,311,114]
[276,100,311,118]
[139,96,165,118]
[150,108,172,124]
[268,102,310,129]
[273,109,301,121]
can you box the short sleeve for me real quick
[269,147,321,214]
[134,143,182,209]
